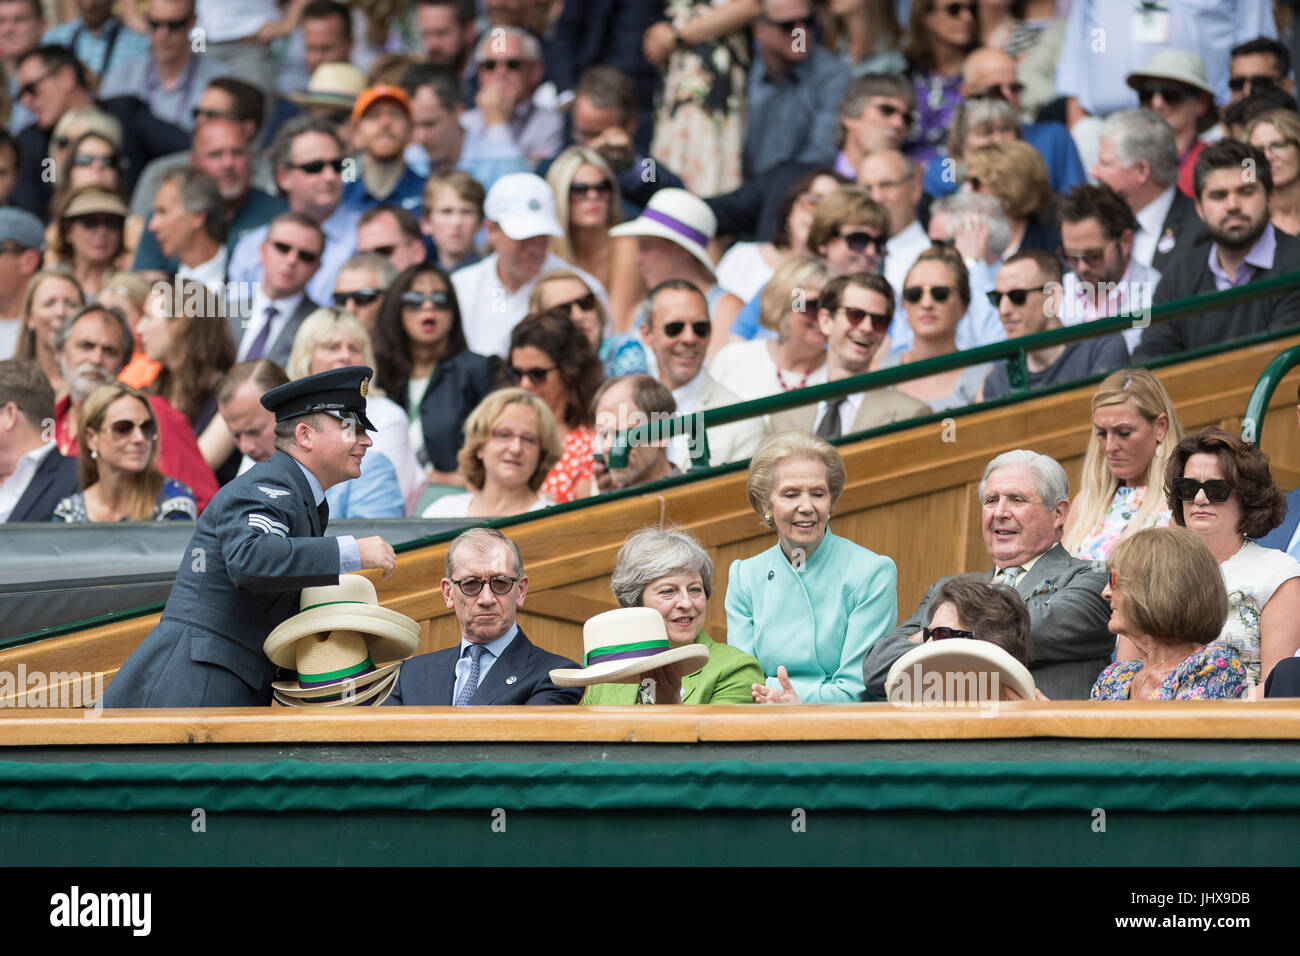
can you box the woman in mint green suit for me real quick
[583,527,764,705]
[726,431,898,702]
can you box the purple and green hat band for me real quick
[295,655,377,689]
[641,209,708,248]
[584,639,672,668]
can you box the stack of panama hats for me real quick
[550,607,709,687]
[884,638,1035,704]
[263,574,420,707]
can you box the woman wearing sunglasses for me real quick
[529,269,648,377]
[1091,527,1246,700]
[51,186,130,301]
[504,310,603,503]
[52,382,196,523]
[1063,369,1184,562]
[879,246,989,410]
[902,0,978,164]
[421,388,563,519]
[545,147,642,333]
[1247,109,1300,237]
[374,264,499,495]
[1161,428,1300,693]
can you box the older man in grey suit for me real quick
[863,449,1112,700]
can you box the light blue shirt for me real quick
[291,457,360,572]
[452,623,519,705]
[98,51,233,131]
[42,17,150,79]
[1055,0,1276,115]
[1206,222,1277,291]
[745,45,850,178]
[324,449,405,519]
[404,128,531,197]
[227,204,361,309]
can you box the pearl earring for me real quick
[90,449,97,460]
[763,511,773,524]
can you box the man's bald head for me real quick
[961,47,1022,109]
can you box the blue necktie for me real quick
[246,304,277,360]
[455,644,486,706]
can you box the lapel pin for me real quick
[768,570,774,580]
[1157,231,1175,254]
[505,675,518,685]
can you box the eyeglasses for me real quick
[506,364,556,385]
[939,2,975,18]
[365,244,397,258]
[922,625,976,641]
[1058,238,1119,269]
[550,293,597,314]
[286,158,346,175]
[489,426,539,447]
[270,240,320,264]
[763,14,812,31]
[986,287,1043,307]
[400,290,452,310]
[191,106,240,124]
[451,575,519,596]
[1135,82,1192,107]
[1257,139,1297,158]
[837,306,891,333]
[0,242,29,256]
[480,58,524,72]
[837,231,886,255]
[71,153,117,169]
[570,180,613,199]
[796,297,820,315]
[72,214,123,231]
[332,289,381,307]
[1229,74,1278,93]
[146,15,189,32]
[18,68,56,102]
[969,82,1025,102]
[661,319,711,338]
[106,418,158,440]
[902,285,953,304]
[869,101,916,126]
[1172,477,1233,502]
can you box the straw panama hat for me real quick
[550,606,709,687]
[289,63,368,109]
[264,574,420,669]
[609,188,717,277]
[1125,49,1214,97]
[273,667,399,708]
[885,638,1035,703]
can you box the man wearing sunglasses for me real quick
[461,26,562,166]
[1228,37,1293,108]
[98,0,233,134]
[356,205,427,272]
[1124,50,1217,199]
[0,0,45,134]
[769,273,928,439]
[333,251,396,335]
[385,528,582,706]
[835,73,915,179]
[745,0,850,179]
[864,449,1112,701]
[106,365,402,709]
[980,251,1128,402]
[234,212,324,366]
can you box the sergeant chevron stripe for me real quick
[247,513,289,538]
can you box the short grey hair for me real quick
[609,527,715,608]
[161,166,228,243]
[930,191,1011,263]
[473,26,541,63]
[951,98,1019,158]
[339,251,398,285]
[55,302,131,365]
[1101,109,1180,188]
[445,528,525,579]
[269,115,344,182]
[978,449,1069,507]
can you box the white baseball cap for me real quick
[484,172,564,241]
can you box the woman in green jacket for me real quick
[583,527,764,705]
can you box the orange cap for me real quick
[350,85,411,125]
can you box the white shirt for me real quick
[237,290,304,361]
[451,252,607,358]
[0,316,20,359]
[715,242,773,303]
[0,441,56,522]
[884,220,931,301]
[812,389,866,437]
[709,338,828,402]
[196,0,278,44]
[227,204,361,309]
[1132,185,1178,269]
[179,244,227,292]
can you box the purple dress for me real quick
[906,68,963,165]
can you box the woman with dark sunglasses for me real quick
[878,246,988,410]
[902,0,979,164]
[51,186,130,301]
[1161,428,1299,694]
[503,310,603,503]
[53,382,195,523]
[1124,51,1217,199]
[529,268,649,377]
[374,264,499,498]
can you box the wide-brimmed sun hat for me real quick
[609,188,717,277]
[1125,49,1214,98]
[885,637,1035,704]
[550,606,709,687]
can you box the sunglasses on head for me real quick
[570,180,613,199]
[838,306,891,333]
[400,290,452,310]
[838,231,886,255]
[922,625,976,641]
[903,285,953,304]
[147,15,189,32]
[107,418,158,440]
[507,364,556,385]
[1228,74,1278,93]
[1172,477,1233,502]
[1135,82,1192,107]
[662,319,711,339]
[287,158,345,175]
[481,58,524,72]
[986,287,1042,307]
[452,575,519,597]
[271,240,319,264]
[332,289,381,307]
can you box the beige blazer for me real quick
[767,387,931,436]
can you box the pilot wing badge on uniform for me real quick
[247,513,289,538]
[258,485,291,499]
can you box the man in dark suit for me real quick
[230,212,323,368]
[0,359,78,522]
[1134,140,1300,362]
[863,450,1113,700]
[104,366,399,708]
[386,528,581,706]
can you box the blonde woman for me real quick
[421,388,563,519]
[1063,369,1184,561]
[963,140,1058,256]
[1247,109,1300,236]
[13,270,85,398]
[545,146,642,331]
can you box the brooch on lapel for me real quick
[1029,579,1059,598]
[505,675,518,685]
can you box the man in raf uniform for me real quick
[104,366,398,708]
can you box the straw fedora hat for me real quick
[609,188,717,278]
[289,62,367,110]
[884,638,1035,704]
[550,607,709,687]
[1125,49,1214,97]
[264,574,420,669]
[273,667,399,708]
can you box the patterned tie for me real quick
[815,398,845,440]
[455,644,486,706]
[316,497,329,532]
[245,304,277,360]
[998,566,1022,588]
